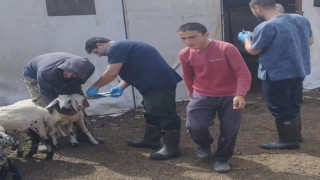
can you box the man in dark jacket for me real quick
[22,52,103,150]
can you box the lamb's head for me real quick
[69,94,85,111]
[46,95,73,111]
[45,94,85,112]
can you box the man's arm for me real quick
[179,54,194,96]
[244,38,262,56]
[117,80,130,89]
[225,44,252,109]
[92,63,123,88]
[37,74,58,104]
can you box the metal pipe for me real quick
[121,0,137,109]
[220,0,225,41]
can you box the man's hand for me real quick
[238,31,252,43]
[110,86,124,98]
[233,95,246,110]
[86,86,99,97]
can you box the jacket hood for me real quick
[57,57,95,81]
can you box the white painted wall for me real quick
[303,0,320,89]
[123,0,222,104]
[0,0,134,116]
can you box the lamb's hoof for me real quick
[71,143,79,147]
[54,145,58,150]
[17,151,24,157]
[92,140,100,145]
[77,135,105,144]
[45,152,54,160]
[25,153,34,158]
[92,136,105,144]
[12,145,19,151]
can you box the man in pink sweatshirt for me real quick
[177,22,252,173]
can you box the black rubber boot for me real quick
[297,113,303,143]
[149,129,181,160]
[127,124,162,150]
[261,119,299,150]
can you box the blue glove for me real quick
[86,86,99,97]
[110,86,124,98]
[237,32,252,43]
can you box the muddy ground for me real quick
[7,90,320,180]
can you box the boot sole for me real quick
[261,144,300,150]
[126,142,161,150]
[149,152,181,160]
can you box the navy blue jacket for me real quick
[107,40,182,96]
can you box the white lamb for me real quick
[0,99,58,160]
[46,94,99,146]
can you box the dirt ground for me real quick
[7,90,320,180]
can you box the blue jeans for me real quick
[262,76,303,121]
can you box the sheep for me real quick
[46,94,99,146]
[0,126,21,180]
[0,99,58,160]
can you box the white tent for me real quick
[303,0,320,89]
[0,0,318,116]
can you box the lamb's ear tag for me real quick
[46,99,58,109]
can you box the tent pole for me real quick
[121,0,137,109]
[220,0,225,41]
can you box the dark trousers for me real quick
[142,85,181,130]
[186,95,242,162]
[262,77,303,121]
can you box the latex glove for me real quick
[238,31,252,43]
[110,86,124,98]
[86,86,99,97]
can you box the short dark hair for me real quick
[85,37,111,54]
[177,22,208,34]
[249,0,276,9]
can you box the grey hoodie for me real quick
[23,52,95,113]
